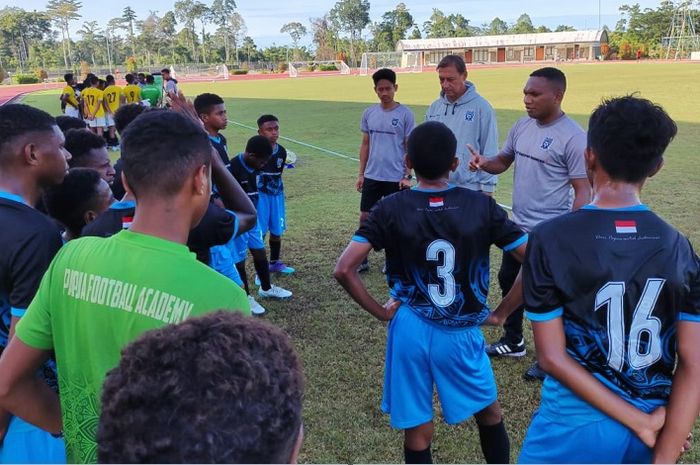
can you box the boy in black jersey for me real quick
[519,96,698,464]
[334,121,527,464]
[194,93,230,165]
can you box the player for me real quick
[103,75,124,150]
[162,68,177,96]
[257,114,296,274]
[81,75,106,137]
[0,110,255,464]
[136,72,146,88]
[60,73,80,118]
[194,93,229,165]
[334,121,527,464]
[229,136,293,314]
[140,75,163,108]
[123,74,142,105]
[56,115,87,133]
[65,128,116,185]
[0,104,71,463]
[518,96,698,464]
[356,68,415,272]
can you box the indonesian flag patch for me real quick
[615,220,637,234]
[122,215,133,230]
[429,197,444,208]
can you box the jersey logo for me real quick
[541,137,554,149]
[391,118,399,127]
[277,158,284,168]
[615,220,637,234]
[465,111,475,121]
[429,197,444,208]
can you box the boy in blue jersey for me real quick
[194,93,230,165]
[257,114,295,274]
[519,96,699,464]
[334,121,527,464]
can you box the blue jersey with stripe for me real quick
[524,205,700,407]
[355,185,526,328]
[257,144,287,195]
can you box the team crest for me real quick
[541,137,554,149]
[465,111,475,121]
[277,158,284,168]
[391,118,399,126]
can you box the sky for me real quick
[8,0,666,48]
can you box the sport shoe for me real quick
[357,262,369,273]
[258,284,292,299]
[254,274,261,286]
[485,338,526,357]
[269,261,295,274]
[247,295,266,315]
[523,361,546,381]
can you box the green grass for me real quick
[19,62,700,463]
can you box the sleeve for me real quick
[188,202,237,252]
[404,107,416,138]
[500,121,518,161]
[353,199,389,251]
[679,243,700,322]
[564,131,588,179]
[479,103,499,157]
[523,228,564,321]
[9,227,63,318]
[488,198,527,252]
[360,109,369,134]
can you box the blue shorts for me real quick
[210,244,244,287]
[257,192,286,237]
[382,307,497,429]
[233,222,265,258]
[519,377,652,464]
[0,415,66,463]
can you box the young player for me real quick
[229,136,293,314]
[140,75,163,108]
[194,93,229,165]
[103,75,124,150]
[123,74,142,105]
[136,72,146,88]
[81,75,106,137]
[518,96,698,464]
[0,104,71,463]
[356,68,415,272]
[65,128,116,185]
[257,115,296,274]
[162,68,178,96]
[0,110,255,464]
[334,121,527,464]
[60,73,81,118]
[56,115,87,133]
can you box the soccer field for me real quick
[19,61,700,463]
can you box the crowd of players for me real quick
[0,54,697,464]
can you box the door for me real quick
[497,48,506,62]
[536,46,545,61]
[465,49,473,63]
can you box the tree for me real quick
[511,13,536,34]
[486,17,509,35]
[280,22,307,60]
[536,25,552,33]
[554,25,576,32]
[373,3,414,50]
[77,20,100,65]
[46,0,82,68]
[174,0,207,62]
[409,26,421,39]
[0,8,51,72]
[228,12,246,64]
[310,15,337,61]
[210,0,236,62]
[329,0,370,66]
[121,6,137,57]
[423,9,475,38]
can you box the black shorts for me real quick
[360,178,400,212]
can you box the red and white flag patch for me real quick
[122,215,133,229]
[429,197,444,208]
[615,220,637,234]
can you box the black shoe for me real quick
[357,262,369,273]
[486,338,526,357]
[523,361,546,381]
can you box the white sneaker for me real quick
[247,295,266,315]
[258,284,292,299]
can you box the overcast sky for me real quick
[9,0,665,47]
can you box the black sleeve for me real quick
[111,158,126,200]
[354,198,390,251]
[523,227,563,318]
[279,145,287,174]
[187,202,236,262]
[487,198,527,251]
[681,241,700,320]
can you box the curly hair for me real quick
[97,311,304,464]
[113,104,147,135]
[64,128,106,168]
[0,104,56,159]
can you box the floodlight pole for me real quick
[598,0,602,30]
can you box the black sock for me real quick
[478,421,510,464]
[235,261,249,295]
[253,256,272,290]
[404,445,432,464]
[270,238,281,263]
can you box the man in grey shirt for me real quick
[356,68,415,272]
[469,67,591,380]
[161,68,178,96]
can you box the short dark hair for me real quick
[407,121,456,180]
[161,68,170,74]
[106,74,115,84]
[114,104,147,134]
[193,93,224,115]
[0,104,56,160]
[372,68,396,86]
[137,72,146,78]
[65,129,107,168]
[437,55,466,75]
[56,115,87,134]
[145,74,155,84]
[43,168,103,238]
[121,110,212,197]
[530,67,567,92]
[588,96,677,183]
[246,135,273,158]
[125,73,135,84]
[88,75,98,86]
[63,73,73,83]
[256,114,279,128]
[97,311,304,463]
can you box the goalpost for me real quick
[288,60,351,78]
[359,51,422,76]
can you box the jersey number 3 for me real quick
[426,239,456,307]
[594,279,664,372]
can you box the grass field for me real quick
[19,62,700,463]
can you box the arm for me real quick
[652,321,700,463]
[334,241,398,321]
[468,144,514,174]
[533,318,665,448]
[357,133,369,192]
[209,147,256,234]
[485,243,526,325]
[570,178,592,211]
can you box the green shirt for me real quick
[140,84,162,107]
[16,230,249,463]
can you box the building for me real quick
[397,30,609,67]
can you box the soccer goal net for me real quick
[359,51,422,76]
[169,64,229,81]
[288,60,351,78]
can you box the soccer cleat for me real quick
[247,295,266,315]
[258,284,292,299]
[485,338,526,357]
[523,361,546,381]
[269,261,295,274]
[254,274,261,286]
[357,262,369,273]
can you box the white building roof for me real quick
[397,30,608,51]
